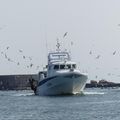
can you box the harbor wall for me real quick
[0,74,38,90]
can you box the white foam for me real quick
[84,91,105,95]
[13,93,34,96]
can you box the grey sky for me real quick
[0,0,120,82]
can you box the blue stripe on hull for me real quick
[38,73,83,87]
[38,76,57,86]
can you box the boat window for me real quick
[72,64,76,69]
[54,65,59,70]
[66,64,71,69]
[60,64,65,69]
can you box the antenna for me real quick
[45,30,48,55]
[44,27,48,65]
[56,38,61,52]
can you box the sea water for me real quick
[0,88,120,120]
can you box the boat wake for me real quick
[13,93,34,97]
[84,91,105,95]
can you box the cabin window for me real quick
[66,64,71,69]
[54,65,59,70]
[72,64,76,69]
[60,65,65,69]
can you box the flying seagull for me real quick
[89,51,92,55]
[5,54,7,59]
[71,41,73,46]
[1,52,3,54]
[7,58,14,62]
[19,50,23,53]
[23,56,25,59]
[113,51,116,55]
[63,32,68,38]
[96,55,100,59]
[6,46,9,50]
[30,63,33,67]
[29,57,32,60]
[17,62,20,65]
[108,73,111,76]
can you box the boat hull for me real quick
[36,72,88,96]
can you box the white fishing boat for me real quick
[33,42,88,95]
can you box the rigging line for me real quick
[44,28,48,59]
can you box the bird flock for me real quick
[59,32,120,80]
[0,30,119,81]
[88,48,120,80]
[89,50,117,59]
[0,32,69,73]
[0,46,40,71]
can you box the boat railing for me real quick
[48,52,71,64]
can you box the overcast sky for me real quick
[0,0,120,82]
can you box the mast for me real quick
[56,39,61,52]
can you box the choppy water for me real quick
[0,88,120,120]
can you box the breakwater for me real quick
[86,83,120,88]
[0,74,37,90]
